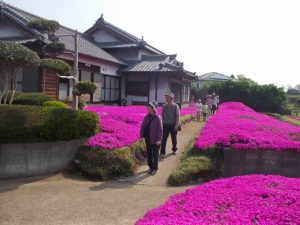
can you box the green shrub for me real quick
[168,156,212,186]
[168,146,223,186]
[1,91,23,104]
[43,100,68,109]
[40,58,71,75]
[27,19,59,36]
[42,42,66,57]
[0,105,98,143]
[75,140,146,180]
[74,81,97,95]
[13,93,54,106]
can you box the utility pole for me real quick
[72,30,79,110]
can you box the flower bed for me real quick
[136,175,300,225]
[86,105,196,150]
[287,115,300,122]
[76,105,196,179]
[195,102,300,152]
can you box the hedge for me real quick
[0,105,99,143]
[13,93,54,106]
[43,100,68,109]
[75,140,146,180]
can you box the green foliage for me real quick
[0,105,98,143]
[168,138,223,186]
[1,91,23,104]
[0,41,40,67]
[40,58,71,75]
[42,42,66,57]
[43,100,68,109]
[191,84,211,101]
[13,93,54,106]
[75,140,146,180]
[40,107,99,141]
[27,19,59,36]
[168,156,212,186]
[74,81,97,96]
[281,116,300,127]
[209,80,287,113]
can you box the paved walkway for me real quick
[0,121,203,225]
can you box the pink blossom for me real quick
[194,102,300,152]
[85,105,196,150]
[136,175,300,225]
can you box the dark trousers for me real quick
[146,142,160,170]
[161,124,177,155]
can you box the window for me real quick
[126,81,148,96]
[59,79,69,101]
[93,73,102,102]
[15,69,23,92]
[102,75,120,102]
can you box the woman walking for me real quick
[140,101,163,175]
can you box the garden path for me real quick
[0,121,203,225]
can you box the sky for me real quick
[4,0,300,87]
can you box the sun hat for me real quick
[148,100,159,112]
[165,90,175,99]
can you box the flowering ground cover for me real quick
[195,102,300,152]
[85,105,196,150]
[287,115,300,122]
[136,175,300,225]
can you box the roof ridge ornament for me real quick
[96,13,105,23]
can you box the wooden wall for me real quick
[40,70,58,99]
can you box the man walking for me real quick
[160,91,180,158]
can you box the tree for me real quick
[74,81,97,109]
[40,59,71,75]
[237,74,258,86]
[27,19,59,40]
[0,41,40,104]
[209,80,287,113]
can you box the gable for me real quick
[0,19,32,39]
[91,29,120,43]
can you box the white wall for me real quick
[57,54,120,76]
[149,75,156,101]
[92,30,120,43]
[157,75,170,103]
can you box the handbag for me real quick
[177,124,182,131]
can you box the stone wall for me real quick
[0,139,86,179]
[223,148,300,178]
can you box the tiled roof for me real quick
[124,54,186,72]
[97,41,139,48]
[85,16,165,55]
[198,72,233,81]
[2,2,125,65]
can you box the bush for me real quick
[75,140,146,180]
[27,19,59,36]
[42,42,66,57]
[168,156,212,186]
[43,100,68,109]
[0,105,99,143]
[1,91,23,104]
[13,93,54,105]
[209,80,287,113]
[74,81,97,95]
[168,144,223,186]
[40,58,71,75]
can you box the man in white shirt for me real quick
[196,99,203,121]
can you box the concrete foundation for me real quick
[0,139,87,179]
[223,148,300,178]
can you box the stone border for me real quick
[223,148,300,178]
[0,139,87,179]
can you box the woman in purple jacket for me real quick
[140,101,163,175]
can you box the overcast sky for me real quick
[4,0,300,87]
